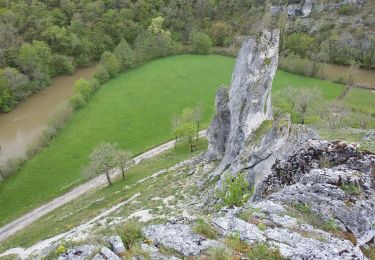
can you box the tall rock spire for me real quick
[207,30,280,174]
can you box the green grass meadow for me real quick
[0,54,372,227]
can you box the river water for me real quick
[320,64,375,89]
[0,66,96,165]
[0,62,374,166]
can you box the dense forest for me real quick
[0,0,374,112]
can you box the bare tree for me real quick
[348,62,359,87]
[279,85,299,109]
[321,101,348,130]
[294,88,322,125]
[171,113,181,149]
[193,103,203,141]
[116,150,132,180]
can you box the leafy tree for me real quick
[50,54,75,76]
[94,65,110,84]
[0,69,14,112]
[285,33,316,59]
[190,31,212,54]
[16,40,52,89]
[114,39,136,70]
[100,51,120,78]
[193,104,203,141]
[3,67,30,100]
[74,78,92,102]
[83,143,119,185]
[69,94,86,110]
[210,21,232,47]
[177,122,196,152]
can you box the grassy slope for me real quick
[0,55,371,227]
[0,140,208,251]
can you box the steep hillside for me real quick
[1,30,374,260]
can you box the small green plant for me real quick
[258,222,267,231]
[225,232,250,253]
[206,247,233,260]
[193,218,218,239]
[247,244,284,260]
[120,219,144,249]
[323,218,338,232]
[238,207,261,222]
[263,58,272,66]
[340,183,362,196]
[216,173,253,207]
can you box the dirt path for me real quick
[0,130,207,242]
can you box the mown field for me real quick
[0,54,373,227]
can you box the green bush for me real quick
[69,94,86,110]
[100,51,120,78]
[217,173,253,207]
[207,247,232,260]
[74,78,93,101]
[190,31,213,54]
[50,54,75,76]
[120,219,144,249]
[338,4,355,15]
[193,218,218,239]
[247,244,284,260]
[114,38,136,70]
[94,65,110,84]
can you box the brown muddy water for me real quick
[0,66,96,165]
[320,64,375,89]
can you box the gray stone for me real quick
[92,247,121,260]
[212,217,266,244]
[107,235,126,256]
[57,245,96,260]
[207,30,279,175]
[143,224,217,256]
[265,228,366,260]
[140,244,180,260]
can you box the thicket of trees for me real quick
[0,0,373,112]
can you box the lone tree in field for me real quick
[193,104,203,141]
[321,101,348,130]
[294,88,321,125]
[116,150,132,180]
[84,143,130,185]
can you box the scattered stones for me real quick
[107,235,126,256]
[92,247,121,260]
[57,244,96,260]
[143,223,218,256]
[212,217,266,244]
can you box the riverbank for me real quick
[0,66,96,166]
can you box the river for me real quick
[0,66,96,165]
[0,62,374,166]
[320,64,375,89]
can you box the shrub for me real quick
[69,94,86,110]
[323,218,339,232]
[100,51,120,78]
[89,78,100,92]
[217,173,253,207]
[0,158,24,181]
[190,31,213,54]
[225,232,250,253]
[193,219,218,239]
[338,4,355,15]
[279,54,318,77]
[340,183,362,196]
[120,219,144,249]
[238,207,261,222]
[247,244,284,260]
[74,78,93,101]
[50,54,75,76]
[94,65,110,84]
[206,247,232,260]
[114,38,136,70]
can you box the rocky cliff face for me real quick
[207,30,279,176]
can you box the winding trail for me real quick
[0,130,207,243]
